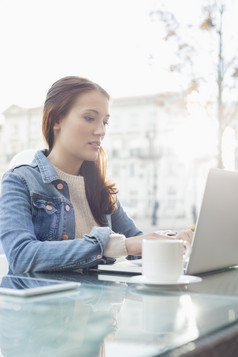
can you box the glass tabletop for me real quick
[1,269,238,357]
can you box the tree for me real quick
[150,0,238,168]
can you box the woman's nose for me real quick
[94,121,106,137]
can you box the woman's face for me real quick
[53,90,110,163]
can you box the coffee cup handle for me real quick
[182,240,191,262]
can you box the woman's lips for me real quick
[88,141,101,150]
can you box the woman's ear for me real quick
[53,118,62,131]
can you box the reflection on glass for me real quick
[104,292,199,356]
[0,275,125,357]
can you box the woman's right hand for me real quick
[125,232,170,256]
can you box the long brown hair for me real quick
[42,76,118,225]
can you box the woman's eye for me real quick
[84,116,95,122]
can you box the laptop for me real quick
[98,168,238,276]
[186,168,238,275]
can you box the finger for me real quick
[176,230,193,245]
[153,233,176,240]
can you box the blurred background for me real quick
[0,0,238,232]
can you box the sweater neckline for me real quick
[54,166,84,182]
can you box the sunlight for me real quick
[222,126,236,170]
[179,295,199,339]
[170,90,217,162]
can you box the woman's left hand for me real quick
[175,230,194,245]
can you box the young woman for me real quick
[0,76,192,273]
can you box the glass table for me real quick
[1,268,238,357]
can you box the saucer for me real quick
[130,275,202,286]
[131,259,142,266]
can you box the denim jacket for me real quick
[0,150,142,274]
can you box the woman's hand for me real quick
[125,229,194,256]
[125,232,172,256]
[175,230,194,245]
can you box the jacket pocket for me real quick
[31,195,60,241]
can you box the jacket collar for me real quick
[32,149,60,184]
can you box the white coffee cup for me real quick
[142,239,191,283]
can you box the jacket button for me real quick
[57,183,64,190]
[65,205,70,212]
[97,254,102,259]
[62,234,69,240]
[46,204,53,211]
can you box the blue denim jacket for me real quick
[0,150,142,273]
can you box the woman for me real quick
[0,76,192,273]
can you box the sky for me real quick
[0,0,237,114]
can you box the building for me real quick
[104,93,216,230]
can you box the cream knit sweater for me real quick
[54,167,128,258]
